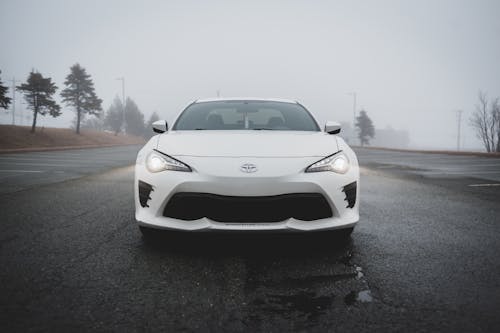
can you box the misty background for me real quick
[1,0,499,149]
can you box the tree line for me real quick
[1,68,499,152]
[0,65,158,138]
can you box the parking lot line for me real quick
[0,170,43,173]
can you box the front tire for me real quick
[139,225,162,241]
[337,227,354,238]
[320,227,354,241]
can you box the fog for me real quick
[1,0,499,150]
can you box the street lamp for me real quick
[116,77,125,133]
[455,110,463,151]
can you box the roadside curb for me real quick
[353,146,500,158]
[0,143,143,154]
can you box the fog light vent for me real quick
[343,182,357,208]
[138,180,154,208]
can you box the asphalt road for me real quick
[1,146,499,332]
[0,145,143,194]
[355,147,500,182]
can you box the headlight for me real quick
[146,150,191,173]
[305,151,350,174]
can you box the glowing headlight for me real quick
[146,150,191,173]
[306,152,350,174]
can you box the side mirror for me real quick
[325,121,341,134]
[152,120,168,133]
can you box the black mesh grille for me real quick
[343,182,357,208]
[163,192,333,223]
[138,181,154,208]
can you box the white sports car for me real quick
[135,98,359,237]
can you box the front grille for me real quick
[138,181,154,208]
[343,182,357,208]
[163,192,333,223]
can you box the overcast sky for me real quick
[1,0,499,149]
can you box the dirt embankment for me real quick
[0,125,146,153]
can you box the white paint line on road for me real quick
[468,183,500,187]
[423,170,500,175]
[429,166,500,172]
[0,162,88,167]
[362,158,500,166]
[0,156,124,163]
[0,170,43,173]
[416,162,500,167]
[376,165,398,169]
[359,154,500,162]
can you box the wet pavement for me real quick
[0,145,142,194]
[355,147,500,182]
[1,147,500,331]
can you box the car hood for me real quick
[156,131,339,157]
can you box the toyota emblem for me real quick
[240,163,258,173]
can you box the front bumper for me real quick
[134,155,359,232]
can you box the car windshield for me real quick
[173,101,320,131]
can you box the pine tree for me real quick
[0,70,12,110]
[124,97,145,136]
[104,97,124,135]
[17,71,61,133]
[355,110,375,146]
[61,64,102,134]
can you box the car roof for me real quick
[194,97,299,104]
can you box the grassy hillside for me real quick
[0,125,145,152]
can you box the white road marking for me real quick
[360,153,500,162]
[423,170,500,175]
[0,162,84,167]
[468,183,500,187]
[0,170,43,173]
[0,156,120,162]
[376,165,397,169]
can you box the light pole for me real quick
[455,110,463,151]
[116,77,125,133]
[10,77,19,125]
[347,92,357,143]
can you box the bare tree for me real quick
[470,91,500,152]
[494,98,500,152]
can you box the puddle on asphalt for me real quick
[356,266,364,279]
[240,239,373,327]
[251,291,334,320]
[357,290,373,302]
[344,290,373,306]
[141,232,374,326]
[251,273,358,289]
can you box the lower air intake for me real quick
[163,192,333,223]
